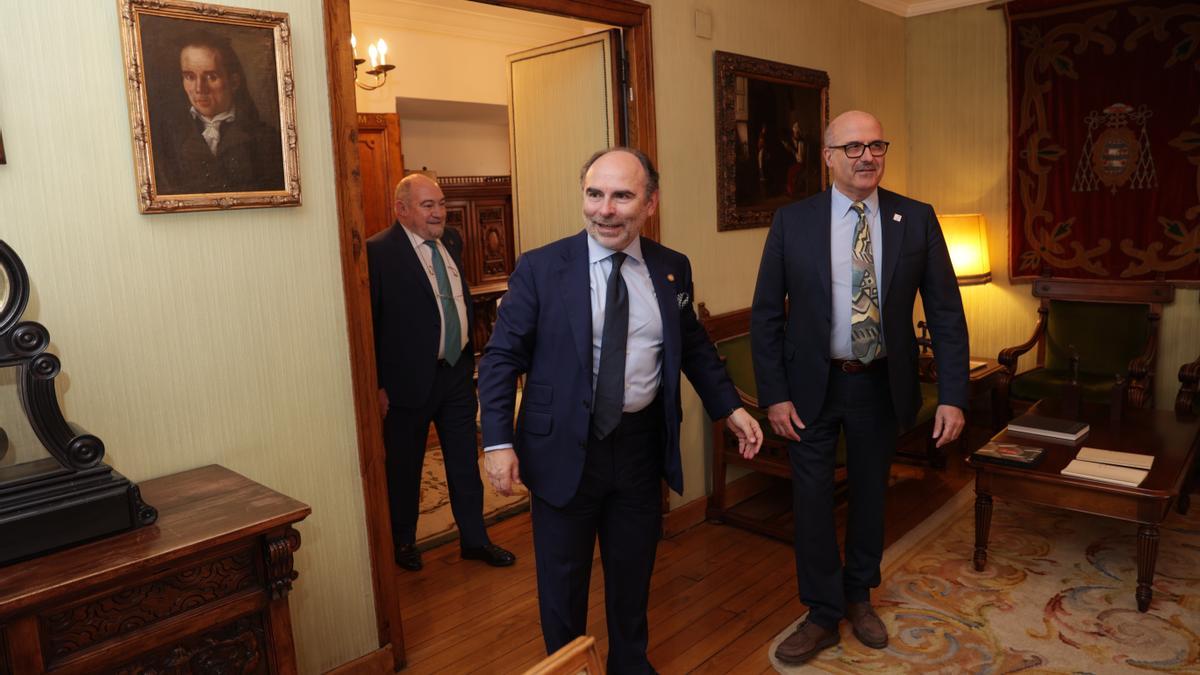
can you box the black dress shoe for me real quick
[394,543,423,571]
[461,543,516,567]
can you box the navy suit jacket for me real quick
[750,188,969,428]
[368,223,474,408]
[478,232,741,507]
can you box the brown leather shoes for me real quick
[774,619,840,665]
[846,602,888,649]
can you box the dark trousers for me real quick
[788,365,898,629]
[531,400,664,675]
[383,356,487,549]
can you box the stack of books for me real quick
[1005,413,1089,443]
[1060,447,1153,487]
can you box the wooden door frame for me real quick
[321,0,657,670]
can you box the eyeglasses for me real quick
[827,141,890,158]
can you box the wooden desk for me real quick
[0,465,310,673]
[967,400,1199,612]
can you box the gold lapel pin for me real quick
[667,273,675,282]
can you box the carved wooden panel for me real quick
[444,201,470,282]
[476,202,510,281]
[441,177,514,290]
[42,549,258,659]
[112,614,268,675]
[264,528,301,600]
[356,113,404,240]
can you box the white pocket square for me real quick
[677,292,690,308]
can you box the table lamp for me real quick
[938,213,991,285]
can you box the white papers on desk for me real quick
[1077,447,1154,470]
[1061,459,1148,487]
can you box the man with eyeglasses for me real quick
[751,110,969,664]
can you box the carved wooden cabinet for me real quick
[0,465,310,674]
[440,176,515,351]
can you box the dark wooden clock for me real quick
[0,240,156,565]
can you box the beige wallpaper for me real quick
[906,4,1200,410]
[644,0,910,504]
[0,2,376,672]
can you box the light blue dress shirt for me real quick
[829,187,885,360]
[586,232,664,413]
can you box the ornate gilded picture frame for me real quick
[118,0,300,213]
[714,51,828,231]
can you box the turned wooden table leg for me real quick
[973,492,992,571]
[1136,524,1159,612]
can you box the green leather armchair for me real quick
[997,278,1173,418]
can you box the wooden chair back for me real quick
[523,636,604,675]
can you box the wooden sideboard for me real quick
[441,175,515,352]
[0,465,310,674]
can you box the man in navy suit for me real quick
[752,111,969,664]
[478,148,762,673]
[368,174,515,572]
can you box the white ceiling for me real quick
[354,0,998,28]
[352,0,607,44]
[853,0,994,18]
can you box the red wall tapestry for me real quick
[1008,0,1200,283]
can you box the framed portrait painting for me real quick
[118,0,300,213]
[714,51,829,231]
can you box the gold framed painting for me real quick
[118,0,300,213]
[714,51,828,231]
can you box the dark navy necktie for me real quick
[592,252,628,439]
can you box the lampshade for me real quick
[938,213,991,285]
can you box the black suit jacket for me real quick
[368,223,474,408]
[751,187,969,428]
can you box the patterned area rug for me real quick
[770,485,1200,673]
[416,447,528,547]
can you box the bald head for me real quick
[394,174,446,240]
[394,173,438,204]
[823,110,882,147]
[823,110,887,202]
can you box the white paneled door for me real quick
[507,29,625,254]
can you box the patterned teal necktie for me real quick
[425,240,463,366]
[850,201,883,363]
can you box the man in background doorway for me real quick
[751,110,968,664]
[368,174,516,571]
[478,147,762,673]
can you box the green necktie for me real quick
[850,201,883,363]
[425,240,463,366]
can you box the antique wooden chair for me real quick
[1177,353,1200,416]
[524,636,604,675]
[700,304,940,542]
[997,278,1173,418]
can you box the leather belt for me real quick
[831,357,887,374]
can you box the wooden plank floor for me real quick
[394,445,976,674]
